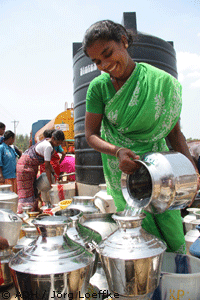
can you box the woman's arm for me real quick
[59,151,66,164]
[0,166,5,183]
[167,122,198,171]
[45,161,54,186]
[167,121,200,199]
[85,112,140,174]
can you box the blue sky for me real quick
[0,0,200,138]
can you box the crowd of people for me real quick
[0,122,76,215]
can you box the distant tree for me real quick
[187,138,200,142]
[15,134,29,153]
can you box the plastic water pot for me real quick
[152,252,200,300]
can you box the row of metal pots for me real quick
[0,202,167,300]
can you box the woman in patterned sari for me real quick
[17,130,65,213]
[83,20,199,254]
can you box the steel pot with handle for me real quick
[121,152,198,214]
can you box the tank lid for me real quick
[122,12,137,33]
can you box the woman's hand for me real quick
[117,148,140,174]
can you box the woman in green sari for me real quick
[83,20,199,254]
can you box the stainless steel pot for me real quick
[0,209,22,247]
[36,173,55,192]
[0,184,18,213]
[185,219,200,255]
[0,249,13,287]
[183,208,200,233]
[9,216,95,300]
[57,209,118,276]
[96,212,166,299]
[13,225,39,253]
[121,152,198,214]
[17,205,33,221]
[67,196,100,214]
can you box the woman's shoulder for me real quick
[0,142,6,149]
[139,62,175,79]
[89,72,111,87]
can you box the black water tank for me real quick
[73,44,104,185]
[73,12,178,185]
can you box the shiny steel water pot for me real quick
[13,225,39,253]
[67,196,100,213]
[0,184,18,213]
[185,219,200,254]
[121,152,198,214]
[9,216,95,300]
[57,209,118,276]
[0,249,13,287]
[0,209,22,247]
[189,223,200,258]
[0,209,22,287]
[96,212,166,299]
[36,173,55,192]
[183,207,200,233]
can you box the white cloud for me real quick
[191,78,200,88]
[187,71,200,78]
[177,52,200,72]
[177,52,200,88]
[178,73,184,83]
[198,33,200,37]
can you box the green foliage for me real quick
[15,134,29,152]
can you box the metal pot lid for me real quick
[73,196,95,201]
[0,184,12,190]
[0,209,22,223]
[9,216,95,275]
[33,215,70,226]
[96,212,166,260]
[0,194,18,200]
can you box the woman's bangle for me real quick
[115,147,126,158]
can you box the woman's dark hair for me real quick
[52,130,65,141]
[82,20,135,55]
[43,129,55,139]
[4,130,15,141]
[0,122,5,130]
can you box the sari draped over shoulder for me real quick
[100,63,185,253]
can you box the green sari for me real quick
[87,63,185,253]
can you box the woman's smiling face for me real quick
[86,37,132,80]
